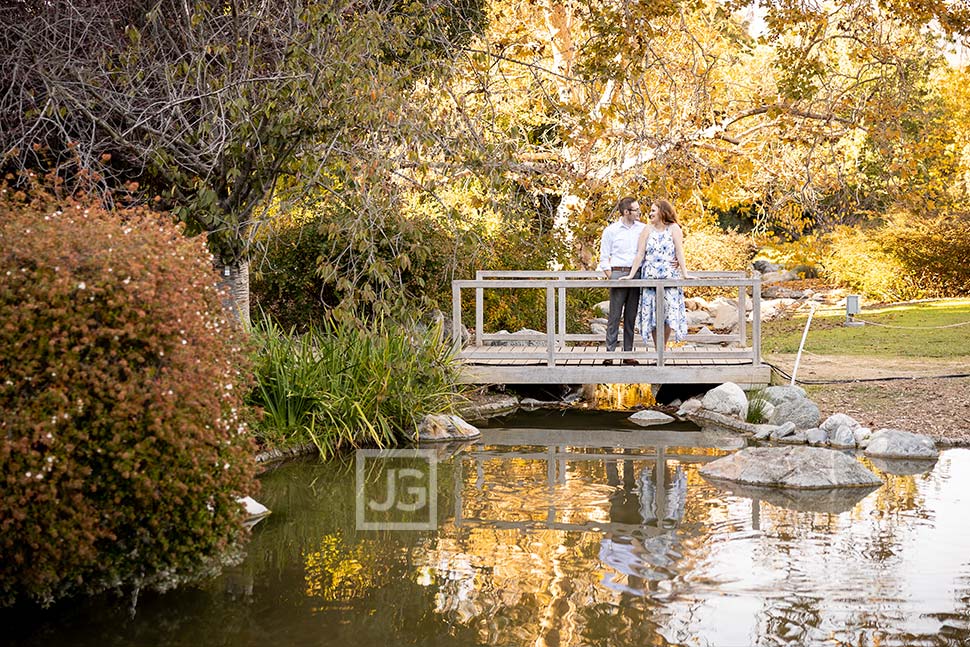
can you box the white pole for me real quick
[791,303,817,386]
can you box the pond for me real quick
[7,410,970,647]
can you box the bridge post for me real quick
[655,281,665,367]
[452,281,463,355]
[546,285,556,366]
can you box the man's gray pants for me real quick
[606,268,641,352]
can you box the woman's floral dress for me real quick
[636,227,688,344]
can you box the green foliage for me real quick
[247,315,463,458]
[0,186,256,607]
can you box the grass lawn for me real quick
[761,298,970,357]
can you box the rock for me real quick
[761,269,799,284]
[458,394,518,422]
[238,496,271,526]
[762,285,806,299]
[805,428,828,446]
[426,308,470,346]
[594,300,610,317]
[757,401,776,423]
[702,383,748,419]
[486,329,546,347]
[769,421,797,440]
[864,429,939,459]
[520,398,558,410]
[853,427,872,446]
[676,398,703,418]
[821,413,860,434]
[753,260,781,273]
[769,398,820,430]
[777,430,808,444]
[686,309,713,326]
[629,410,675,426]
[758,299,797,321]
[829,425,857,448]
[712,301,740,330]
[409,414,481,442]
[590,322,607,335]
[686,408,760,435]
[685,296,710,311]
[700,446,883,489]
[752,423,782,440]
[762,385,807,406]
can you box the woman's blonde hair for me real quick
[653,199,678,225]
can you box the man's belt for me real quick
[611,266,632,272]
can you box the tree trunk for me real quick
[215,260,251,327]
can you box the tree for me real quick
[1,0,483,323]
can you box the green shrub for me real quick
[248,315,462,458]
[0,186,257,607]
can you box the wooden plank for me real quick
[752,278,762,367]
[452,282,462,356]
[475,287,483,346]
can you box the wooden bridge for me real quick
[451,270,771,386]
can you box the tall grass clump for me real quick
[248,316,462,457]
[746,389,771,424]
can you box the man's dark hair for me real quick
[617,196,637,213]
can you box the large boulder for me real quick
[769,398,821,430]
[408,414,481,442]
[828,426,857,448]
[762,385,807,406]
[864,429,939,459]
[702,383,748,419]
[629,410,675,427]
[761,269,799,284]
[711,300,740,330]
[700,446,882,489]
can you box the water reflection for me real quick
[4,416,970,647]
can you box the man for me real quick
[597,197,645,365]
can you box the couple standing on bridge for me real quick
[597,197,691,365]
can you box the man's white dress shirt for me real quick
[598,219,645,271]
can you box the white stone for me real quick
[761,269,799,284]
[769,421,797,440]
[712,302,740,330]
[805,428,828,446]
[829,425,857,448]
[686,309,712,326]
[702,383,748,419]
[700,446,882,489]
[594,300,610,317]
[769,398,821,430]
[865,429,939,459]
[821,413,860,434]
[853,427,872,446]
[410,414,481,442]
[762,385,807,406]
[238,496,270,524]
[629,410,675,426]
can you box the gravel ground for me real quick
[766,353,970,447]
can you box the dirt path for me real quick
[766,353,970,447]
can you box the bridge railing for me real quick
[451,270,761,368]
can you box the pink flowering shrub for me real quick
[0,183,256,606]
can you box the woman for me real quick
[621,199,689,349]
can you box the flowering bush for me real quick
[0,184,257,606]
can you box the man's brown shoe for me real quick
[623,358,639,366]
[602,359,614,366]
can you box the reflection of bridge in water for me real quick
[451,428,765,536]
[452,270,772,386]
